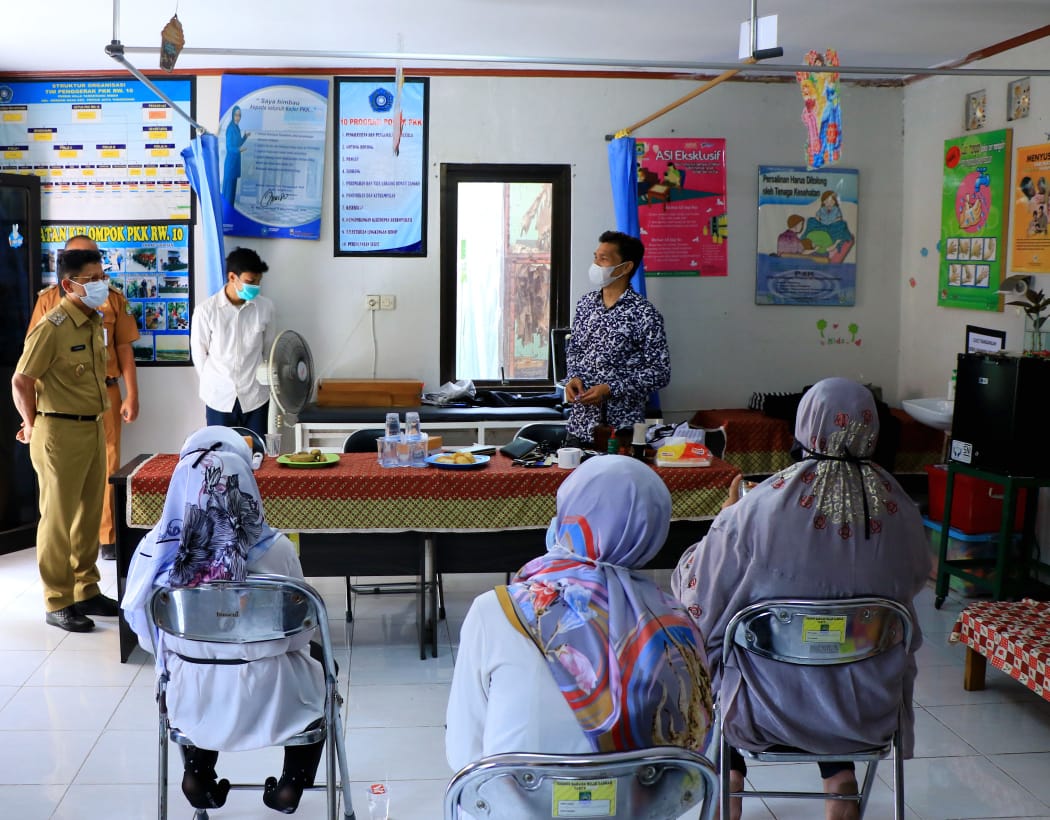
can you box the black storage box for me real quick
[950,352,1050,477]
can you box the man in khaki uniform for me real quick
[28,235,139,560]
[12,249,119,632]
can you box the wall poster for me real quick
[0,78,194,222]
[938,129,1012,311]
[40,221,192,365]
[1011,141,1050,273]
[756,166,858,306]
[635,138,727,276]
[333,76,429,256]
[219,76,329,240]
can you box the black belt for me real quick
[38,411,102,422]
[175,653,251,666]
[105,377,120,387]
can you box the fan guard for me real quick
[268,330,314,416]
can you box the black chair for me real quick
[550,327,571,385]
[513,422,567,451]
[231,425,265,455]
[342,429,445,624]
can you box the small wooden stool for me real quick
[950,599,1050,700]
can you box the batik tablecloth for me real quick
[127,452,739,533]
[949,598,1050,702]
[689,408,943,476]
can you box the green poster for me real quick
[938,129,1012,310]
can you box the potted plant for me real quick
[1000,274,1050,355]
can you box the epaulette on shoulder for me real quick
[46,307,68,326]
[37,285,58,296]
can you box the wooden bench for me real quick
[949,598,1050,700]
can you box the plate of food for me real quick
[276,450,340,469]
[425,452,490,470]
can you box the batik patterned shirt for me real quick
[565,288,670,440]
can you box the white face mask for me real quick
[79,279,109,309]
[588,262,628,288]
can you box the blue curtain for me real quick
[181,134,226,297]
[607,136,646,295]
[608,136,659,409]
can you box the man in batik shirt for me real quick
[563,231,670,445]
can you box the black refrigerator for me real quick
[0,172,41,552]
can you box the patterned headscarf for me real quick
[776,377,890,539]
[500,455,712,752]
[122,426,283,648]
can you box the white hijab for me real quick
[122,426,282,656]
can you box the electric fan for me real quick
[263,330,314,431]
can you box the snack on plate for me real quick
[435,451,477,465]
[286,449,325,463]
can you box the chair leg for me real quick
[158,709,168,820]
[856,759,879,819]
[344,577,353,622]
[719,734,732,820]
[893,730,905,820]
[437,572,446,621]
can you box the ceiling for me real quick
[4,0,1050,80]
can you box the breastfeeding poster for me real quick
[755,166,858,306]
[938,129,1012,311]
[219,76,329,240]
[635,138,727,276]
[1011,141,1050,273]
[0,78,194,222]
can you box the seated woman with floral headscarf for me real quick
[672,378,930,820]
[446,455,713,776]
[122,426,326,815]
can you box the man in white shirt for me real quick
[190,247,275,438]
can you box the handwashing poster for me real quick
[635,138,727,277]
[938,129,1012,311]
[1010,141,1050,273]
[756,166,857,306]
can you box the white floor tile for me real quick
[900,755,1050,819]
[914,660,1038,707]
[0,685,126,731]
[51,783,157,819]
[349,643,456,686]
[988,752,1050,807]
[925,700,1050,755]
[0,730,100,784]
[24,645,139,687]
[912,705,977,757]
[349,778,448,820]
[74,729,175,784]
[0,650,48,686]
[348,683,451,728]
[346,726,449,781]
[0,784,67,820]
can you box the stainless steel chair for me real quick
[716,597,915,820]
[512,422,568,451]
[444,746,718,820]
[146,575,354,820]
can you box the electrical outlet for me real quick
[365,294,380,311]
[380,294,396,310]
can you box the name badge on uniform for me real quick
[70,344,86,351]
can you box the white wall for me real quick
[122,73,906,456]
[898,37,1050,399]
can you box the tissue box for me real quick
[655,439,713,468]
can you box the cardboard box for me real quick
[925,464,1026,534]
[315,379,423,408]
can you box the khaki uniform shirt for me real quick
[28,285,139,380]
[17,299,109,416]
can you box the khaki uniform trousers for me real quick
[99,382,123,546]
[30,415,106,612]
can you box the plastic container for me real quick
[384,412,401,440]
[922,517,1020,597]
[925,463,1026,534]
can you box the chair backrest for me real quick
[344,428,385,453]
[147,575,324,646]
[514,422,568,450]
[231,425,265,455]
[723,597,914,669]
[550,327,571,385]
[701,426,726,459]
[444,747,717,820]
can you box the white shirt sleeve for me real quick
[446,593,491,772]
[189,298,211,375]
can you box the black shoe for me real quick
[45,606,95,632]
[99,543,116,561]
[75,593,119,617]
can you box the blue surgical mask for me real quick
[80,279,110,309]
[236,282,261,301]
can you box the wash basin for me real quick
[901,397,954,432]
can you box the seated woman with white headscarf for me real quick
[446,454,713,774]
[672,378,930,820]
[122,426,325,815]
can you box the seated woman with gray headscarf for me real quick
[672,378,930,820]
[446,454,713,774]
[122,426,325,815]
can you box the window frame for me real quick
[439,163,571,391]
